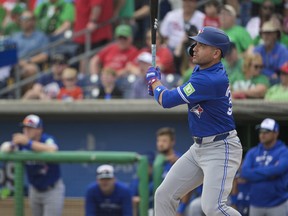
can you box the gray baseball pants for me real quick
[154,131,242,216]
[29,179,65,216]
[249,200,288,216]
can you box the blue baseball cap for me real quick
[189,26,230,57]
[20,114,43,128]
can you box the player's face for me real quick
[192,42,221,69]
[156,135,174,154]
[98,178,115,195]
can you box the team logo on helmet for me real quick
[190,104,203,118]
[198,28,204,35]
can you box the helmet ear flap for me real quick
[187,43,196,57]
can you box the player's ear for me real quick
[213,48,222,59]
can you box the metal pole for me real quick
[138,155,149,216]
[14,161,24,216]
[14,65,21,99]
[84,30,92,75]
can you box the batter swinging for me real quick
[146,26,243,216]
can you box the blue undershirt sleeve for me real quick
[161,87,187,108]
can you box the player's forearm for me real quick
[30,141,58,152]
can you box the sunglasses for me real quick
[252,65,263,70]
[262,5,274,10]
[63,78,75,81]
[117,36,128,40]
[20,16,33,21]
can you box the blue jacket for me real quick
[85,181,132,216]
[240,140,288,207]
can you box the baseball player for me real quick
[2,114,65,216]
[146,26,243,216]
[240,118,288,216]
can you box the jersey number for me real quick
[225,86,233,116]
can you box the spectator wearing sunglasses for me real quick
[253,19,288,85]
[10,10,50,95]
[89,24,138,78]
[57,67,83,101]
[231,52,270,99]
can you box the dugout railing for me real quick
[0,151,149,216]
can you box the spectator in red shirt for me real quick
[57,67,83,101]
[138,28,175,75]
[203,0,221,28]
[73,0,114,76]
[89,24,138,77]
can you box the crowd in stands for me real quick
[1,0,288,101]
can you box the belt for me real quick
[193,131,234,144]
[34,179,59,192]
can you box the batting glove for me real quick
[146,66,161,86]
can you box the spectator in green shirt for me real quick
[222,42,243,84]
[220,4,253,54]
[0,3,25,36]
[231,52,270,99]
[265,62,288,101]
[34,0,75,37]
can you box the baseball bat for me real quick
[150,0,159,67]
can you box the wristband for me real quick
[153,85,166,102]
[177,202,187,214]
[26,140,33,150]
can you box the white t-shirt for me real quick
[160,8,205,50]
[246,17,260,39]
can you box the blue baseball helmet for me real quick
[188,26,230,57]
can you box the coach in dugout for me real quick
[85,164,132,216]
[0,114,65,216]
[240,118,288,216]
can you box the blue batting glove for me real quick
[146,66,161,85]
[148,84,154,96]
